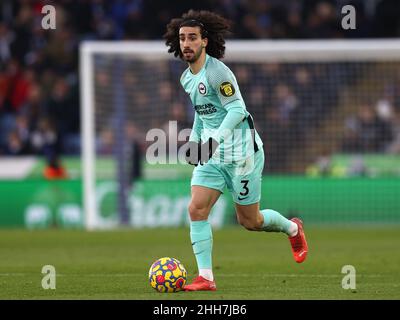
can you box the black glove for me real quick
[185,138,219,166]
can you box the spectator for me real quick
[273,84,297,125]
[342,104,394,153]
[303,1,342,39]
[97,127,114,156]
[0,23,13,64]
[125,121,145,182]
[386,109,400,154]
[263,107,291,172]
[46,77,79,154]
[5,130,29,155]
[43,153,68,180]
[30,116,59,158]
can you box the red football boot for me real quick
[288,218,308,263]
[184,276,217,291]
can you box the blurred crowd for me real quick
[92,58,400,173]
[341,99,399,154]
[1,0,400,174]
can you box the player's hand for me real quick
[185,138,219,166]
[185,141,201,166]
[200,137,219,164]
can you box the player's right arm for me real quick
[181,68,203,144]
[186,111,210,166]
[189,111,203,143]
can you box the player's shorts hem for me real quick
[233,199,260,206]
[191,183,224,194]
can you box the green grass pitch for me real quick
[0,227,399,299]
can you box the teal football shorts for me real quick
[191,148,265,205]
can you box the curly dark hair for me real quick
[164,10,232,60]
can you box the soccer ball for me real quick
[148,257,187,293]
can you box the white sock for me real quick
[199,268,214,281]
[288,222,298,237]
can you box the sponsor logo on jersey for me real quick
[198,82,207,95]
[219,82,235,97]
[194,103,217,115]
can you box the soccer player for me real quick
[164,10,308,291]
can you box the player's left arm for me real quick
[215,100,246,142]
[207,66,247,148]
[191,64,248,165]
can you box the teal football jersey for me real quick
[180,54,263,162]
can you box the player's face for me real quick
[179,26,206,63]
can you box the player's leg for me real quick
[185,162,225,291]
[189,185,221,278]
[235,202,308,263]
[185,186,220,291]
[231,149,308,263]
[234,202,296,234]
[231,150,294,232]
[188,185,221,221]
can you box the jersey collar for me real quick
[189,54,210,77]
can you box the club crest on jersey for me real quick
[220,82,235,97]
[198,82,207,95]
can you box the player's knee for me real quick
[188,201,209,220]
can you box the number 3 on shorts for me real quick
[238,180,249,200]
